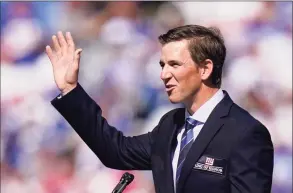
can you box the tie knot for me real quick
[185,117,197,131]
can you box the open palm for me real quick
[46,31,82,95]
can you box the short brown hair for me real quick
[158,25,226,88]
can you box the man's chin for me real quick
[168,95,182,104]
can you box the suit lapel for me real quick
[162,108,185,193]
[176,92,233,193]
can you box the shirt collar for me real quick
[185,89,225,123]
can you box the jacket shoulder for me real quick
[225,104,273,154]
[229,103,269,132]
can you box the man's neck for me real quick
[185,87,220,115]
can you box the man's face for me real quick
[160,40,202,104]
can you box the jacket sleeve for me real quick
[229,122,274,193]
[51,83,162,170]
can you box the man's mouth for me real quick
[165,85,176,92]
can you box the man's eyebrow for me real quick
[168,60,183,65]
[159,60,183,66]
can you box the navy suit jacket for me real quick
[51,84,274,193]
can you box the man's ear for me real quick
[200,59,213,81]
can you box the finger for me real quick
[57,31,68,54]
[66,32,75,53]
[73,48,82,70]
[45,45,57,64]
[52,35,62,58]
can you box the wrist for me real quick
[61,84,77,96]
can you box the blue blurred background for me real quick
[1,2,292,193]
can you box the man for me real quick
[46,25,274,193]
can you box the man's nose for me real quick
[160,67,172,81]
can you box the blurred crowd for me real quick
[1,2,292,193]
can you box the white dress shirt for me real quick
[172,89,225,190]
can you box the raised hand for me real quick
[46,31,82,95]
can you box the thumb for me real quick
[73,48,82,70]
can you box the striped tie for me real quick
[176,117,198,185]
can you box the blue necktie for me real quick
[176,117,198,184]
